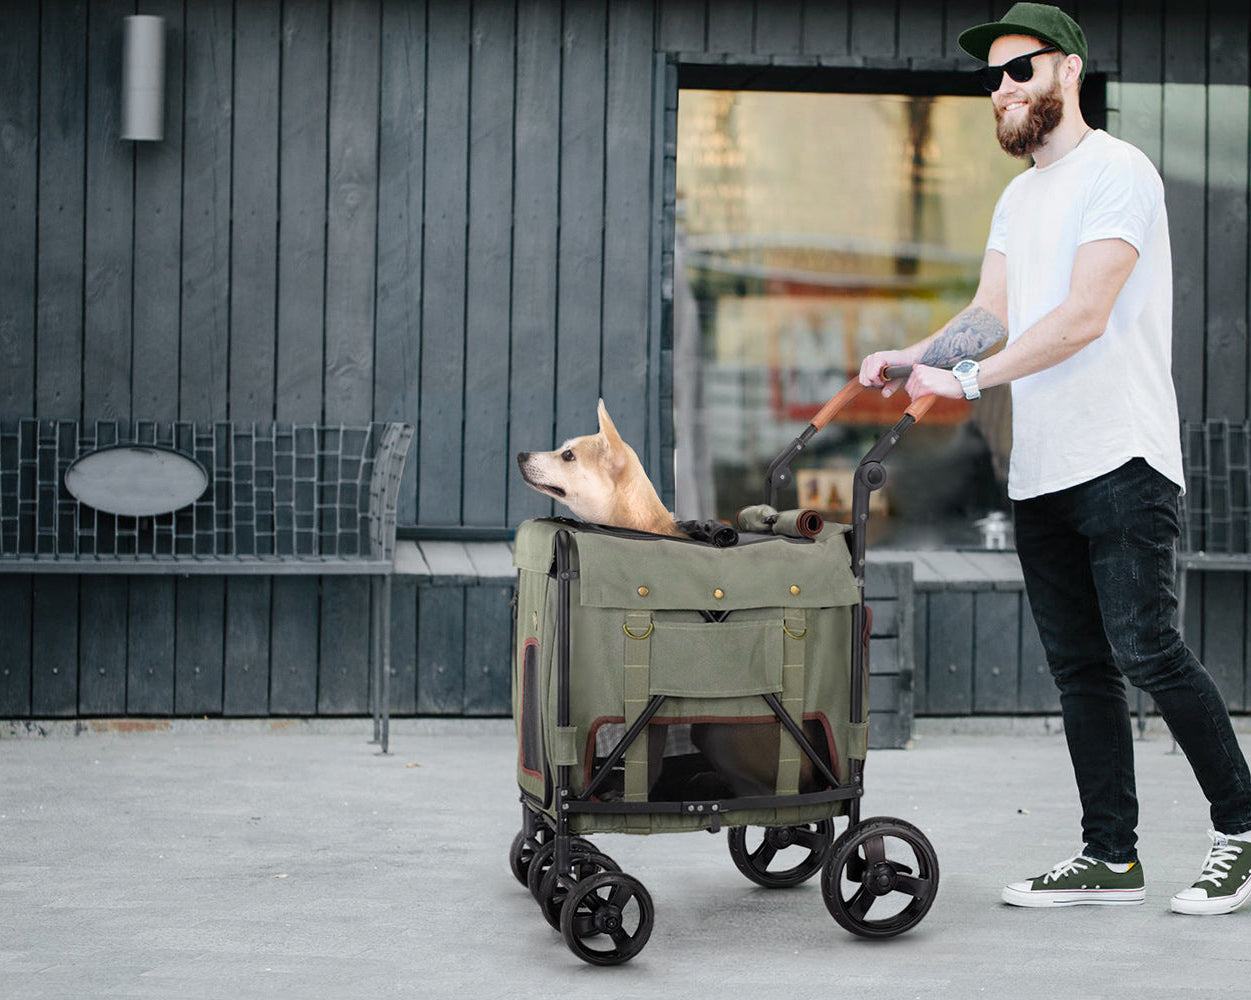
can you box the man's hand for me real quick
[858,351,914,398]
[904,364,963,401]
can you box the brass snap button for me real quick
[637,586,649,597]
[713,588,724,600]
[790,585,801,596]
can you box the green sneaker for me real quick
[1171,830,1251,915]
[1002,854,1145,907]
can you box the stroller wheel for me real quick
[821,816,939,939]
[560,872,654,966]
[526,837,601,902]
[509,828,546,886]
[727,820,837,888]
[538,847,621,930]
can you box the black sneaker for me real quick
[1002,854,1145,907]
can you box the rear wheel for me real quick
[727,819,836,888]
[821,816,939,938]
[538,847,621,930]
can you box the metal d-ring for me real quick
[622,621,654,640]
[782,622,807,640]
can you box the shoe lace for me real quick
[1042,855,1095,884]
[1196,830,1243,888]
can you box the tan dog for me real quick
[516,399,685,537]
[516,400,823,802]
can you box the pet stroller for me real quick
[508,372,940,965]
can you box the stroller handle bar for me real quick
[809,370,938,433]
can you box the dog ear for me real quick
[597,398,622,447]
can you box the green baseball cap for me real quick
[958,3,1087,81]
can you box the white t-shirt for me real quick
[986,129,1183,501]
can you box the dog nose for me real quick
[516,452,530,466]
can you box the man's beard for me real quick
[995,77,1064,158]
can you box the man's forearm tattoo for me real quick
[919,306,1007,366]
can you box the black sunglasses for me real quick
[977,46,1060,92]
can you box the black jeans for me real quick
[1014,458,1251,864]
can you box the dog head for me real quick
[515,401,686,536]
[516,399,642,526]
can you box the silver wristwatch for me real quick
[952,359,981,400]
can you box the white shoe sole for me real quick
[1171,881,1251,915]
[1002,884,1146,907]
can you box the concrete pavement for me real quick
[2,717,1248,999]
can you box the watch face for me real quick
[954,360,975,375]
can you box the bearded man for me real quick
[860,3,1251,916]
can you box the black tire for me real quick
[509,828,545,887]
[525,836,600,902]
[727,820,837,888]
[560,872,654,966]
[821,816,939,939]
[537,848,621,930]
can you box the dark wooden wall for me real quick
[1,0,1247,719]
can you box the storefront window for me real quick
[674,89,1025,546]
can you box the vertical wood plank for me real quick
[180,0,233,421]
[1075,0,1119,74]
[801,0,848,58]
[897,2,943,63]
[83,0,134,423]
[555,1,607,448]
[375,0,427,523]
[270,577,320,715]
[418,0,470,524]
[0,578,33,715]
[972,590,1019,712]
[225,1,281,712]
[324,0,381,425]
[1161,0,1207,423]
[752,0,802,57]
[174,577,224,714]
[912,590,929,714]
[132,0,185,423]
[942,1,994,61]
[507,0,563,525]
[318,577,372,713]
[599,1,655,461]
[128,578,176,714]
[78,578,128,715]
[925,590,973,713]
[31,578,78,717]
[224,577,272,715]
[37,0,88,420]
[416,585,465,713]
[462,584,513,714]
[848,0,897,60]
[389,578,419,714]
[705,2,752,54]
[229,0,280,421]
[276,0,330,423]
[657,0,705,52]
[462,0,516,526]
[1201,9,1249,706]
[0,0,38,420]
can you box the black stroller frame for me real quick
[509,374,940,965]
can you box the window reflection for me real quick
[674,89,1024,546]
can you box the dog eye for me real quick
[561,449,575,462]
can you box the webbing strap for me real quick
[622,612,653,818]
[774,610,808,824]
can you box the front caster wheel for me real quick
[560,872,654,966]
[727,819,837,888]
[538,848,621,930]
[821,816,939,938]
[525,837,599,901]
[509,825,551,887]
